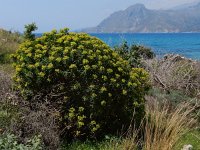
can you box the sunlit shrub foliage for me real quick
[12,28,150,140]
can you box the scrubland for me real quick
[0,26,199,150]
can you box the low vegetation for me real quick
[0,25,199,149]
[144,97,196,150]
[0,29,22,64]
[0,134,42,150]
[144,54,200,97]
[63,99,198,150]
[114,41,155,67]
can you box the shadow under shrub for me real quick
[12,27,150,140]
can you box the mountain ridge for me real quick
[82,3,200,33]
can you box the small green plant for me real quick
[114,42,155,67]
[0,134,42,150]
[13,27,150,140]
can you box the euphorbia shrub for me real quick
[12,28,150,139]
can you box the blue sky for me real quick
[0,0,198,32]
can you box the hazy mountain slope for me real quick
[83,3,200,33]
[171,1,200,10]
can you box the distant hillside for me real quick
[82,3,200,33]
[0,29,21,63]
[171,1,200,10]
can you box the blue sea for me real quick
[36,33,200,60]
[90,33,200,60]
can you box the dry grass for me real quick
[0,29,22,64]
[0,70,15,103]
[0,64,15,75]
[117,97,197,150]
[0,70,20,134]
[0,29,21,53]
[143,97,196,150]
